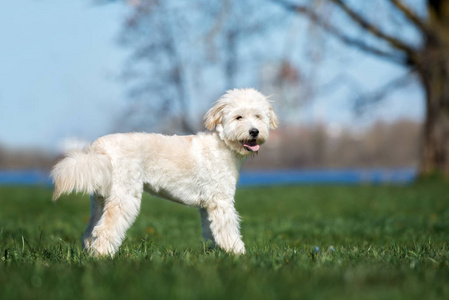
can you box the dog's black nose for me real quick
[249,128,259,137]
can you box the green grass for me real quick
[1,183,449,299]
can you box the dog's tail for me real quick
[51,149,112,201]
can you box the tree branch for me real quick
[329,0,416,56]
[273,0,408,65]
[354,70,415,113]
[388,0,449,48]
[388,0,429,32]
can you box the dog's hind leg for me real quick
[86,183,142,257]
[205,202,246,254]
[199,208,216,244]
[82,194,105,251]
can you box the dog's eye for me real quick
[255,114,261,119]
[236,116,243,120]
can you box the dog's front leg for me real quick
[204,201,245,254]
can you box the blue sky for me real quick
[0,0,127,151]
[0,0,425,152]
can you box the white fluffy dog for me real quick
[51,88,278,256]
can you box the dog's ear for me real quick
[204,101,226,131]
[269,105,279,129]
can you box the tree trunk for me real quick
[418,0,449,177]
[418,50,449,176]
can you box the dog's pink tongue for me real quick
[244,143,260,152]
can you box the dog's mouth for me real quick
[242,139,260,152]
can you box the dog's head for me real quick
[204,88,279,156]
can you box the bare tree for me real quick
[117,0,287,133]
[271,0,449,176]
[119,1,195,133]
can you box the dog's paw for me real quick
[231,241,246,255]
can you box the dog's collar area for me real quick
[242,139,260,152]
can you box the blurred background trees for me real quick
[117,0,289,133]
[2,0,444,175]
[116,0,449,176]
[273,0,449,176]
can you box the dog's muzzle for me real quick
[242,128,260,152]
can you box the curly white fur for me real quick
[51,88,278,256]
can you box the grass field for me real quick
[1,182,448,299]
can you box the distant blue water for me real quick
[239,168,417,186]
[0,168,417,186]
[0,170,53,186]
